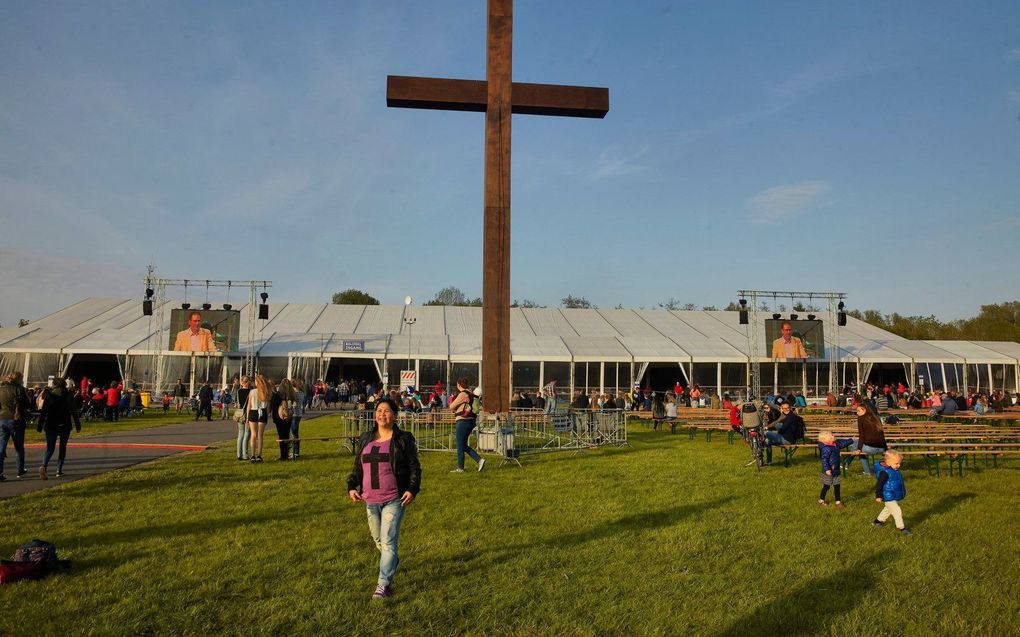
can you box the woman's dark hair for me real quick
[375,397,400,416]
[456,377,471,390]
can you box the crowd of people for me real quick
[825,382,1018,417]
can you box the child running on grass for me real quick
[873,449,911,535]
[817,430,855,509]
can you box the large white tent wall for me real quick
[3,299,1019,398]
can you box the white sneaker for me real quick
[478,458,486,472]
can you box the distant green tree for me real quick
[561,295,595,309]
[331,289,379,305]
[512,299,543,308]
[847,301,1020,341]
[424,286,482,306]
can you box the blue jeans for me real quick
[365,499,405,587]
[1,419,26,475]
[236,420,250,459]
[765,431,790,464]
[848,441,886,475]
[544,397,556,414]
[455,418,481,469]
[290,416,302,456]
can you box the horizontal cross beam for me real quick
[386,75,609,118]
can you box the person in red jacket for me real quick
[105,381,121,422]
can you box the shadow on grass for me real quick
[911,492,977,528]
[712,549,899,637]
[69,471,261,498]
[433,496,736,578]
[60,507,315,551]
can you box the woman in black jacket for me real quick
[36,378,81,479]
[346,398,421,600]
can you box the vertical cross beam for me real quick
[483,0,513,413]
[386,0,608,414]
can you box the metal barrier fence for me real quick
[338,408,629,459]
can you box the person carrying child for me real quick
[817,430,855,509]
[872,449,911,535]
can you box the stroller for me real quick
[740,402,769,469]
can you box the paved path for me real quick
[0,411,340,499]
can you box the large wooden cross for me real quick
[387,0,608,413]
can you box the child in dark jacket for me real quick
[873,449,911,535]
[817,430,855,509]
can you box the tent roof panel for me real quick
[510,335,570,361]
[633,310,709,340]
[355,306,404,335]
[561,336,630,361]
[1,328,98,352]
[258,333,328,356]
[25,298,127,331]
[560,309,619,337]
[62,329,151,353]
[399,305,446,336]
[838,338,914,362]
[0,328,31,347]
[522,308,577,337]
[596,310,662,337]
[308,304,365,333]
[971,341,1020,361]
[260,303,325,333]
[923,340,1017,363]
[617,336,688,361]
[388,334,449,359]
[443,306,482,336]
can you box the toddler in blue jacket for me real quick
[817,430,855,509]
[873,449,911,535]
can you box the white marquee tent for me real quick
[1,299,1017,397]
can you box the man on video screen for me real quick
[771,321,808,359]
[173,311,215,352]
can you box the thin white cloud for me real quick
[589,144,650,181]
[745,181,831,225]
[198,170,313,221]
[1008,48,1020,61]
[0,250,137,327]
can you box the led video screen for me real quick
[168,309,240,353]
[765,319,825,360]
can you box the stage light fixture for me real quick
[738,298,747,307]
[201,303,212,311]
[738,310,749,325]
[222,303,232,311]
[181,302,191,310]
[772,313,781,320]
[145,288,154,299]
[142,300,153,316]
[838,311,847,327]
[258,304,269,320]
[807,314,816,321]
[838,301,845,310]
[790,313,798,320]
[260,292,269,303]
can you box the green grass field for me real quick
[3,417,1018,636]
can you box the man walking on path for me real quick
[196,381,213,422]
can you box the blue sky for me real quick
[2,1,1019,327]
